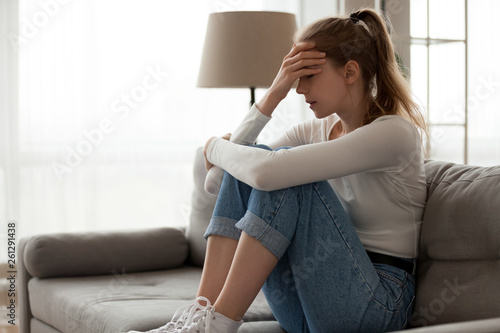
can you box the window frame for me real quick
[410,0,469,164]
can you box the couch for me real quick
[18,148,500,333]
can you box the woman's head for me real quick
[295,9,427,134]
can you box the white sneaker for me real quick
[127,298,202,333]
[175,297,243,333]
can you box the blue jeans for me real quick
[204,145,416,333]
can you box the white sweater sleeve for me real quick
[203,105,271,195]
[229,104,272,145]
[206,116,420,191]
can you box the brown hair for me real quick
[295,8,427,137]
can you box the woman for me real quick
[135,8,427,333]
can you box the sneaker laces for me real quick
[178,296,216,333]
[140,302,196,333]
[161,303,195,331]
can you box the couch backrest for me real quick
[412,160,500,326]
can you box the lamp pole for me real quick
[250,87,256,108]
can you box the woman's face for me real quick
[295,58,350,119]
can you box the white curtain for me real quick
[1,0,18,251]
[3,0,334,240]
[1,0,20,259]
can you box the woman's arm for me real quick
[203,105,271,194]
[206,116,420,191]
[203,104,309,194]
[203,42,326,194]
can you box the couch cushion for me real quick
[186,147,217,266]
[412,161,500,326]
[23,227,188,278]
[28,267,279,333]
[31,319,60,333]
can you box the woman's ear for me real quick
[344,60,360,85]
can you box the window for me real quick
[410,0,500,166]
[6,0,337,238]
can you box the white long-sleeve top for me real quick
[206,105,427,258]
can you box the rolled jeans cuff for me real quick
[235,211,290,260]
[204,216,241,240]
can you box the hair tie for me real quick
[349,12,361,24]
[349,11,372,36]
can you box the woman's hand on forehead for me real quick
[270,43,326,95]
[256,42,326,117]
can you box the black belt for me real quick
[366,251,415,275]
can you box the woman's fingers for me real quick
[286,41,317,59]
[280,57,325,84]
[290,50,327,61]
[298,67,323,78]
[283,56,326,72]
[283,43,326,76]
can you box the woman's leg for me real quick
[200,166,317,325]
[200,146,414,332]
[196,235,238,305]
[210,177,414,332]
[199,146,271,304]
[244,181,415,333]
[213,232,278,321]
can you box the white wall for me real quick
[300,0,339,26]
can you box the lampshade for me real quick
[197,11,297,89]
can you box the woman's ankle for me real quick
[213,301,243,322]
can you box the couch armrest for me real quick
[389,317,500,333]
[18,236,34,333]
[22,227,188,278]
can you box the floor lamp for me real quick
[197,11,297,196]
[197,11,297,107]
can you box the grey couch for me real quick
[18,148,500,333]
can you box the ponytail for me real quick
[296,8,428,139]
